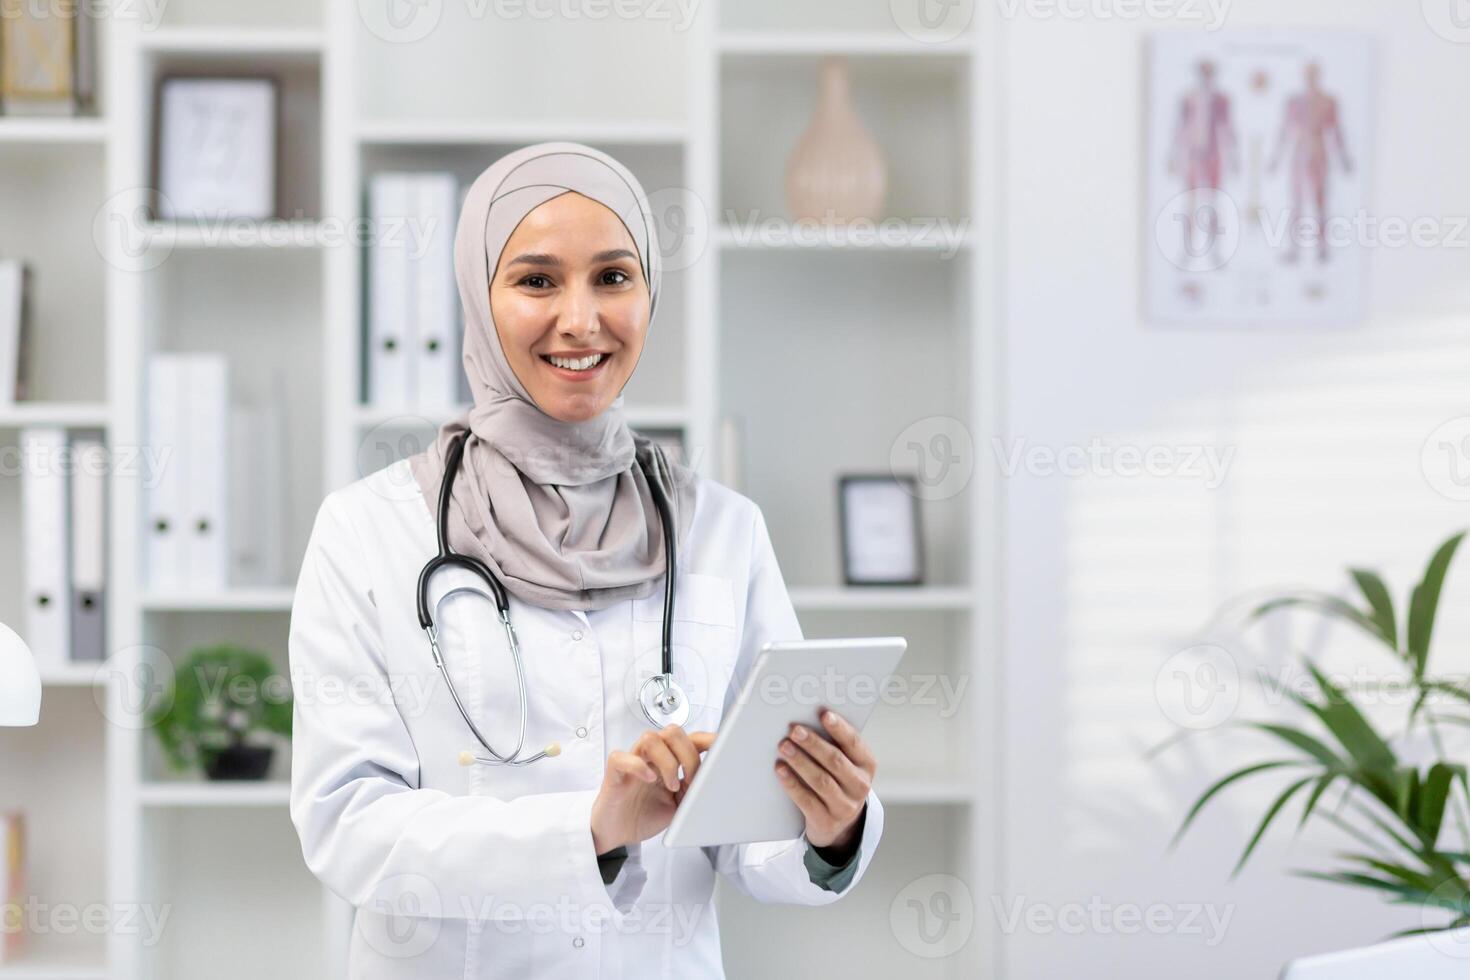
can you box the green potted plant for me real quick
[1161,530,1470,936]
[148,644,292,781]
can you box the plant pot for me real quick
[203,743,274,781]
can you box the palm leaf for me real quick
[1349,568,1398,652]
[1170,760,1307,850]
[1407,531,1466,679]
[1231,776,1316,878]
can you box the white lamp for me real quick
[0,620,41,727]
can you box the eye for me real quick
[518,273,552,289]
[602,268,632,286]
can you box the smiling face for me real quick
[488,192,650,423]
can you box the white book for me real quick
[68,435,107,661]
[368,173,413,407]
[20,427,69,672]
[183,356,230,590]
[228,381,284,587]
[146,356,187,592]
[413,173,460,409]
[0,261,26,406]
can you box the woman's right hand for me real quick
[590,725,715,854]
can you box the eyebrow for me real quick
[505,248,639,268]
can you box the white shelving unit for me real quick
[1,0,1001,977]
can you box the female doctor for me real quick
[287,142,885,978]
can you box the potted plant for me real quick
[1161,530,1470,936]
[148,644,292,781]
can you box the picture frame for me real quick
[837,474,923,587]
[152,74,281,222]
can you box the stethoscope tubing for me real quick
[419,430,680,766]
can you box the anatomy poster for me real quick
[1144,33,1375,326]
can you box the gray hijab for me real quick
[408,142,695,612]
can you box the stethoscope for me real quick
[417,430,688,767]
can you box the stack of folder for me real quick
[366,172,466,409]
[0,259,31,405]
[20,428,105,672]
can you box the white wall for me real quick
[999,1,1470,976]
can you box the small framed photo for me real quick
[838,474,923,586]
[153,74,280,222]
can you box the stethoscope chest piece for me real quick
[639,674,690,728]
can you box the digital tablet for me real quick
[662,636,908,848]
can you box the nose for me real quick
[556,278,602,342]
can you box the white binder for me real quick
[20,427,69,672]
[413,173,460,409]
[184,356,229,590]
[0,260,27,406]
[368,173,412,407]
[146,356,187,592]
[68,434,106,661]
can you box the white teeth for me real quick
[547,353,604,371]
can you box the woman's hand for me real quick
[775,708,876,854]
[591,725,715,854]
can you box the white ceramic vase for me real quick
[785,57,889,224]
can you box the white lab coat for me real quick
[287,457,884,979]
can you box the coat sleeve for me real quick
[287,492,631,920]
[700,503,885,904]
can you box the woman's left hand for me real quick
[774,708,877,852]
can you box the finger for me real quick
[817,708,877,775]
[786,723,869,799]
[635,733,682,793]
[778,737,847,812]
[774,760,828,821]
[609,751,658,788]
[658,725,703,788]
[689,731,716,753]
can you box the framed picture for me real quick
[153,74,280,222]
[1144,32,1375,327]
[838,474,923,587]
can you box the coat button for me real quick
[572,936,585,949]
[576,726,588,738]
[571,629,584,641]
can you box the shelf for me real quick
[140,26,324,58]
[0,118,107,145]
[875,777,974,805]
[355,118,687,147]
[139,781,291,808]
[140,220,325,250]
[36,663,104,687]
[718,31,971,57]
[139,587,295,612]
[0,403,110,429]
[789,586,973,611]
[354,402,690,431]
[718,223,972,252]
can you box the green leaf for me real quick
[1300,661,1398,801]
[1248,722,1346,771]
[1415,763,1463,848]
[1250,594,1394,653]
[1349,568,1399,651]
[1407,531,1466,678]
[1171,761,1306,850]
[1298,774,1338,830]
[1231,776,1316,878]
